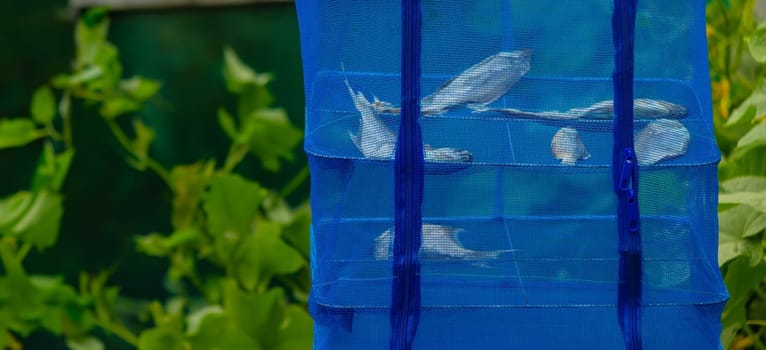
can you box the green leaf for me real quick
[67,337,105,350]
[263,194,293,224]
[0,192,33,230]
[120,77,161,101]
[719,191,766,213]
[726,104,756,128]
[748,22,766,63]
[63,66,104,86]
[0,118,45,149]
[100,96,140,119]
[719,145,766,180]
[721,259,766,339]
[10,190,64,250]
[222,47,272,94]
[203,174,267,239]
[29,275,82,335]
[233,221,304,290]
[719,205,766,266]
[275,305,313,350]
[81,7,109,27]
[728,80,766,127]
[136,228,200,257]
[130,119,155,169]
[170,162,215,230]
[186,307,261,350]
[135,233,171,257]
[0,244,45,336]
[721,176,766,193]
[32,142,75,192]
[30,86,56,124]
[75,14,109,67]
[185,305,223,335]
[86,43,122,91]
[731,121,766,159]
[237,85,274,117]
[719,177,766,213]
[137,326,188,350]
[217,108,238,141]
[281,207,311,258]
[165,227,200,248]
[240,108,302,171]
[223,282,283,347]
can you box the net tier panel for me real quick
[296,1,726,349]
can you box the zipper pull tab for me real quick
[618,148,638,193]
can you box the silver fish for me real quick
[346,78,398,159]
[551,127,591,165]
[346,79,473,162]
[571,99,688,120]
[491,107,580,120]
[424,145,473,162]
[421,49,533,115]
[374,224,511,261]
[491,99,687,121]
[634,119,690,165]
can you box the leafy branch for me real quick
[0,7,310,350]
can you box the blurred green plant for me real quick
[0,7,310,350]
[708,0,766,348]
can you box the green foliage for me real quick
[709,0,766,348]
[0,119,46,150]
[0,8,310,350]
[219,48,302,171]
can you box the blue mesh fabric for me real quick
[296,1,727,349]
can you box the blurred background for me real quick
[0,1,311,349]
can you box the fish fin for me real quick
[468,103,490,113]
[348,131,362,153]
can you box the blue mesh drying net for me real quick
[295,0,727,349]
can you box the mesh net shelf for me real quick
[296,1,727,349]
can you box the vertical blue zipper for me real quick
[390,1,424,350]
[612,0,642,349]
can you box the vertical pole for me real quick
[390,0,423,349]
[612,0,642,349]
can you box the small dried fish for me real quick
[635,119,690,165]
[570,99,688,120]
[421,49,533,115]
[345,79,473,162]
[551,127,591,165]
[345,78,398,159]
[493,99,688,121]
[374,224,512,261]
[492,107,579,120]
[424,145,473,162]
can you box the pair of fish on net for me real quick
[346,49,691,167]
[347,51,691,263]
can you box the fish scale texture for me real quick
[296,1,727,349]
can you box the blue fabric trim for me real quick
[390,1,424,350]
[612,0,642,349]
